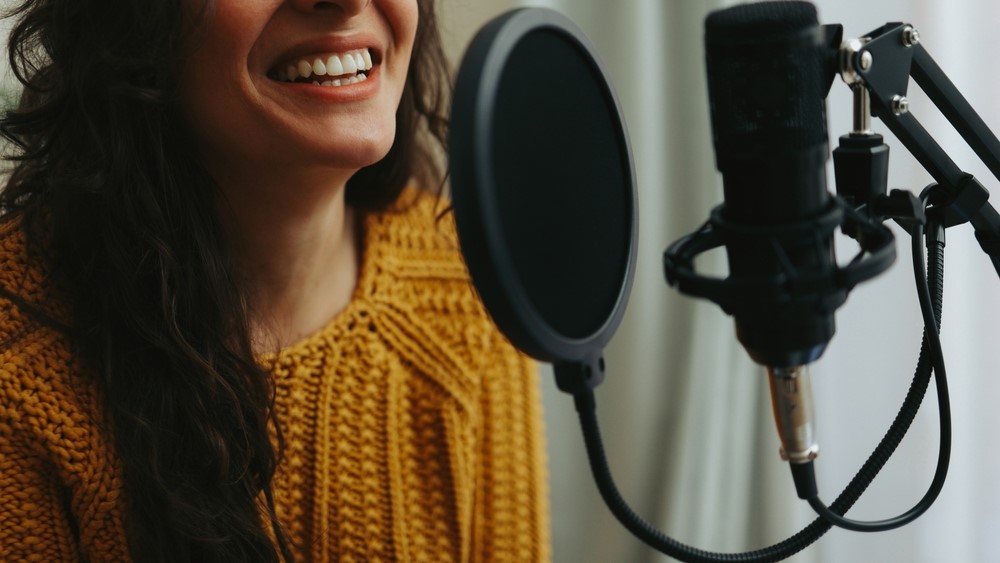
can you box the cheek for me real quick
[177,65,248,157]
[176,21,266,156]
[380,0,420,54]
[403,4,420,57]
[177,4,264,110]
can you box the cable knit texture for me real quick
[0,190,551,562]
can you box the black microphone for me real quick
[665,1,894,495]
[704,1,834,370]
[707,1,835,472]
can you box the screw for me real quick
[902,25,920,47]
[891,95,910,115]
[859,50,873,71]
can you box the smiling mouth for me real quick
[268,48,375,86]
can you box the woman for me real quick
[0,0,550,561]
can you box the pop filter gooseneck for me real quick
[449,8,637,394]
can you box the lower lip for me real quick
[272,65,381,102]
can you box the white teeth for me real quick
[326,54,345,76]
[278,49,374,85]
[297,60,312,79]
[342,53,358,74]
[312,58,327,76]
[310,75,366,88]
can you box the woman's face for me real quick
[177,0,419,182]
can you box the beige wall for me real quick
[438,0,521,68]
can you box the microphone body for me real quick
[704,1,837,370]
[666,0,895,496]
[703,1,840,469]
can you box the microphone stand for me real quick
[790,21,1000,532]
[841,22,1000,276]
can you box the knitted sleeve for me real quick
[0,342,130,562]
[0,309,128,561]
[0,409,80,562]
[0,336,84,563]
[0,219,85,560]
[471,332,552,562]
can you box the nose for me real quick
[290,0,372,15]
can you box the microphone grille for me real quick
[704,1,827,158]
[705,1,817,38]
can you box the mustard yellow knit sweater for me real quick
[0,192,551,562]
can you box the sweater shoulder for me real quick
[0,213,87,441]
[363,189,480,307]
[0,216,125,559]
[361,190,527,375]
[366,189,468,274]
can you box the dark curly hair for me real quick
[0,0,450,561]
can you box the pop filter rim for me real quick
[449,7,638,363]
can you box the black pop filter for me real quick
[449,8,637,378]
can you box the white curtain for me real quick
[444,1,1000,562]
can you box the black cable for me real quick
[573,212,948,561]
[575,389,818,562]
[805,217,951,531]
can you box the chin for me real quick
[307,126,397,170]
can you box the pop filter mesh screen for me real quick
[490,29,629,339]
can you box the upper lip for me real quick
[268,33,383,72]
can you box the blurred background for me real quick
[3,0,999,561]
